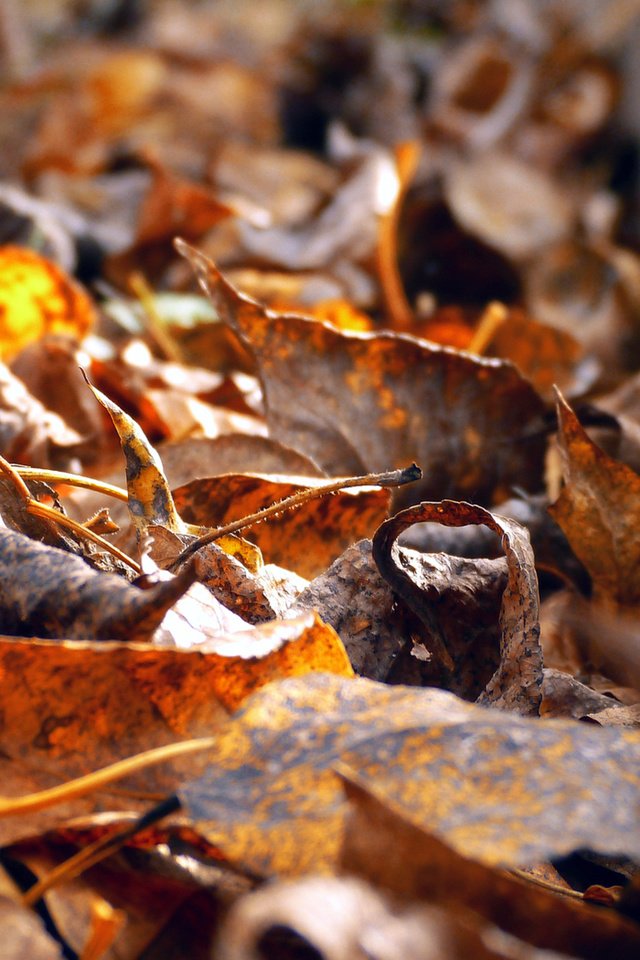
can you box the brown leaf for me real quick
[0,527,194,641]
[289,539,410,680]
[172,473,390,580]
[179,673,640,877]
[160,435,324,490]
[149,525,306,624]
[372,501,543,714]
[340,773,640,960]
[177,242,547,507]
[479,303,589,400]
[0,362,82,468]
[549,391,640,607]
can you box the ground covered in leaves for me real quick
[1,1,640,957]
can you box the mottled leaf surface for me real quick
[340,773,640,960]
[0,527,194,642]
[179,674,640,877]
[178,242,546,507]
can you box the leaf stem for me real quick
[170,463,422,569]
[26,498,141,572]
[15,466,129,502]
[0,738,216,817]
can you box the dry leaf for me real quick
[179,673,640,877]
[0,245,95,360]
[372,501,543,713]
[549,391,640,608]
[86,379,186,538]
[289,538,410,680]
[172,473,390,580]
[0,362,82,468]
[0,527,194,642]
[178,242,547,507]
[340,773,640,960]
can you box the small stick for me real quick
[15,466,129,502]
[0,454,139,572]
[23,794,181,908]
[0,737,216,817]
[170,463,422,570]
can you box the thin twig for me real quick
[23,794,181,908]
[0,738,216,817]
[509,867,585,901]
[79,896,125,960]
[15,466,129,502]
[0,455,140,571]
[170,463,422,570]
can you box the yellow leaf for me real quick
[0,246,95,359]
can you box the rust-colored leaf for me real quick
[340,772,640,960]
[173,473,390,580]
[0,613,350,844]
[372,501,543,714]
[549,390,640,607]
[177,242,546,507]
[179,673,640,878]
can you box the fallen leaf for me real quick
[172,473,390,580]
[0,527,193,641]
[179,673,640,877]
[177,242,547,507]
[289,539,410,680]
[0,362,82,468]
[340,772,640,960]
[549,390,640,608]
[372,501,543,713]
[86,378,186,538]
[0,245,95,360]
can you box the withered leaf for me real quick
[179,673,640,877]
[0,527,194,641]
[549,391,640,607]
[289,539,410,680]
[340,773,640,960]
[86,378,186,538]
[149,525,306,623]
[372,501,543,714]
[172,473,390,580]
[177,242,546,507]
[0,613,350,845]
[159,434,324,491]
[0,362,81,468]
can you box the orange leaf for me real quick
[0,246,95,359]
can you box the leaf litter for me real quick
[1,2,640,958]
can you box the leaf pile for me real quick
[1,2,640,959]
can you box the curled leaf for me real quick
[372,501,543,714]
